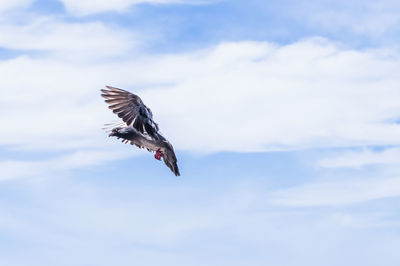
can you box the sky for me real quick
[1,0,400,265]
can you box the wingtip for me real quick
[105,85,127,93]
[101,86,118,94]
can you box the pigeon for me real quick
[101,86,180,176]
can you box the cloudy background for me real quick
[1,0,400,265]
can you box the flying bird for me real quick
[101,86,180,176]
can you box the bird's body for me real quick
[101,86,180,176]
[110,127,163,151]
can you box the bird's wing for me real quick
[162,141,180,176]
[101,86,159,138]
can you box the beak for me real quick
[109,131,118,137]
[109,128,119,137]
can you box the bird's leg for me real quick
[154,149,163,160]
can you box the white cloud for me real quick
[0,17,136,60]
[138,40,400,152]
[1,39,400,154]
[293,0,400,39]
[0,149,134,181]
[318,148,400,168]
[0,0,33,13]
[269,176,400,207]
[60,0,212,16]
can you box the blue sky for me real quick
[1,0,400,265]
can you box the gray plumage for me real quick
[101,86,180,176]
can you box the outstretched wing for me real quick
[162,141,180,176]
[101,86,159,139]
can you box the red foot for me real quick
[154,149,163,160]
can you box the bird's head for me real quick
[109,127,123,137]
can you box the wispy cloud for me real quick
[269,176,400,207]
[59,0,215,16]
[0,17,137,60]
[318,148,400,168]
[0,149,134,181]
[0,0,34,13]
[0,176,398,266]
[289,0,400,41]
